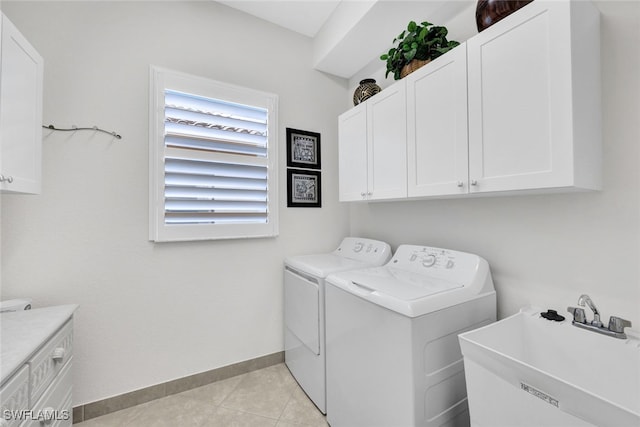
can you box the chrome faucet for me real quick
[577,294,603,327]
[567,294,632,339]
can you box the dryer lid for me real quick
[284,237,392,278]
[285,254,369,278]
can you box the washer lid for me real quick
[348,266,463,300]
[327,267,466,318]
[326,245,494,318]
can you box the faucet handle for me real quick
[567,306,586,323]
[608,316,632,333]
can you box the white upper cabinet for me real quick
[0,13,44,194]
[339,82,407,201]
[338,103,368,201]
[406,43,468,198]
[467,0,601,194]
[338,0,600,202]
[367,82,407,200]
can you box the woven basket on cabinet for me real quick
[400,59,431,79]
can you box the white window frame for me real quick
[149,66,279,242]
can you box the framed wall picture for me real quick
[286,128,321,170]
[287,169,321,208]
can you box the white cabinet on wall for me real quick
[338,103,368,201]
[467,0,601,194]
[0,12,44,194]
[338,0,601,203]
[338,83,406,201]
[406,43,468,198]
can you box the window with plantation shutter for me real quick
[149,67,278,242]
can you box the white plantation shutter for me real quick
[149,67,278,242]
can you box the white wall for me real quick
[3,0,638,408]
[0,1,349,405]
[347,1,640,326]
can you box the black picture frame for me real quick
[286,128,321,170]
[287,169,322,208]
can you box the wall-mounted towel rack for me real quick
[42,124,122,139]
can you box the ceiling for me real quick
[217,0,473,79]
[217,0,342,38]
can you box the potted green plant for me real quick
[380,21,460,80]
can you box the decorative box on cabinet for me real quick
[0,306,76,427]
[338,82,407,202]
[0,12,44,194]
[466,0,601,194]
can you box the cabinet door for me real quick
[407,44,468,197]
[0,13,43,194]
[338,103,368,201]
[367,82,407,200]
[0,365,29,427]
[467,1,574,193]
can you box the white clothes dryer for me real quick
[284,237,391,414]
[325,245,496,427]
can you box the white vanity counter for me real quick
[1,304,77,426]
[1,305,77,384]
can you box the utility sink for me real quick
[459,307,640,427]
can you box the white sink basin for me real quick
[459,307,640,427]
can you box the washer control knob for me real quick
[446,260,455,269]
[353,243,364,253]
[422,255,437,267]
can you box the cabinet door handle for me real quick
[0,175,13,183]
[470,180,478,186]
[457,181,463,187]
[52,347,66,363]
[360,192,366,198]
[367,192,372,196]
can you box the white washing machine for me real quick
[284,237,392,414]
[325,245,496,427]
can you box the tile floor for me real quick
[75,364,328,427]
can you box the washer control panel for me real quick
[410,247,456,269]
[391,245,483,282]
[335,237,392,265]
[407,248,456,270]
